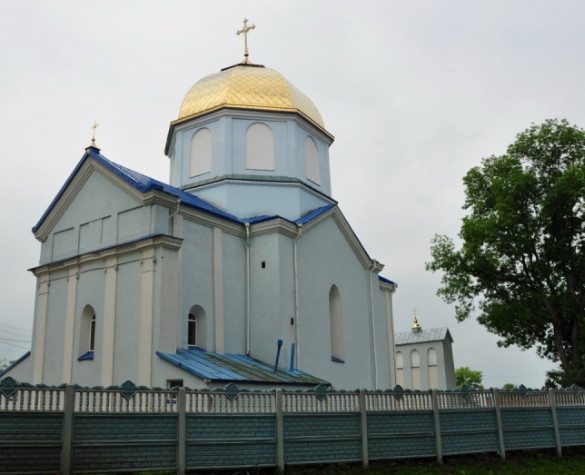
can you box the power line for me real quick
[0,340,30,350]
[0,337,31,343]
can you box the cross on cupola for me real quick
[236,18,256,64]
[89,120,99,149]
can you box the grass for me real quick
[103,448,585,474]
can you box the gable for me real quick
[35,156,167,265]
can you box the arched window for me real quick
[329,285,344,362]
[395,351,404,369]
[410,349,421,390]
[305,136,321,184]
[90,312,96,351]
[188,313,197,347]
[428,348,438,366]
[246,123,274,170]
[79,305,96,359]
[190,128,212,177]
[395,351,404,387]
[188,306,207,349]
[428,348,439,389]
[410,349,420,367]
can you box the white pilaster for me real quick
[138,249,155,385]
[61,268,79,384]
[213,227,224,352]
[100,256,117,386]
[32,274,50,384]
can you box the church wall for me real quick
[40,172,141,265]
[249,233,285,364]
[153,243,181,355]
[171,111,332,199]
[277,234,296,367]
[396,340,455,390]
[197,182,331,222]
[442,339,456,389]
[296,217,376,389]
[221,231,246,354]
[179,219,214,350]
[71,267,105,386]
[42,275,67,385]
[371,285,394,389]
[112,258,142,384]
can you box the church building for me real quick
[2,29,398,390]
[394,316,456,390]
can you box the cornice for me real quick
[249,218,298,238]
[31,234,183,277]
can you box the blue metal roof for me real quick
[378,275,397,286]
[33,147,340,233]
[157,348,330,386]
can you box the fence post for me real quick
[359,389,369,469]
[431,390,443,464]
[276,389,285,472]
[177,387,186,475]
[549,388,562,457]
[492,388,506,460]
[60,385,74,475]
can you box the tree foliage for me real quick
[455,366,484,389]
[427,119,585,387]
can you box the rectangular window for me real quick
[167,379,183,388]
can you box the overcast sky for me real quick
[2,1,584,388]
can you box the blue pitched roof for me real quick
[157,348,330,386]
[378,275,397,286]
[33,147,242,233]
[33,147,339,233]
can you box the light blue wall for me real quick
[169,111,333,219]
[72,266,105,385]
[43,275,67,385]
[195,182,332,221]
[297,217,376,389]
[221,232,247,354]
[113,258,141,383]
[178,219,214,350]
[40,171,170,265]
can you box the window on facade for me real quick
[428,348,438,366]
[188,306,207,349]
[410,349,420,367]
[190,128,212,177]
[305,136,321,184]
[78,305,96,360]
[188,313,197,346]
[246,123,274,170]
[329,285,344,362]
[410,349,421,390]
[167,379,183,388]
[396,351,403,369]
[427,347,439,389]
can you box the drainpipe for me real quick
[245,222,251,356]
[293,224,303,369]
[368,262,378,389]
[274,339,283,372]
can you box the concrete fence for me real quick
[1,377,585,474]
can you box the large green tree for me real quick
[427,119,585,387]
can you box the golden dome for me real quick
[177,63,326,130]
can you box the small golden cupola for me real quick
[412,313,422,334]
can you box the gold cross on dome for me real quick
[236,18,256,64]
[90,120,99,147]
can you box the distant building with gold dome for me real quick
[394,315,456,390]
[2,45,398,389]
